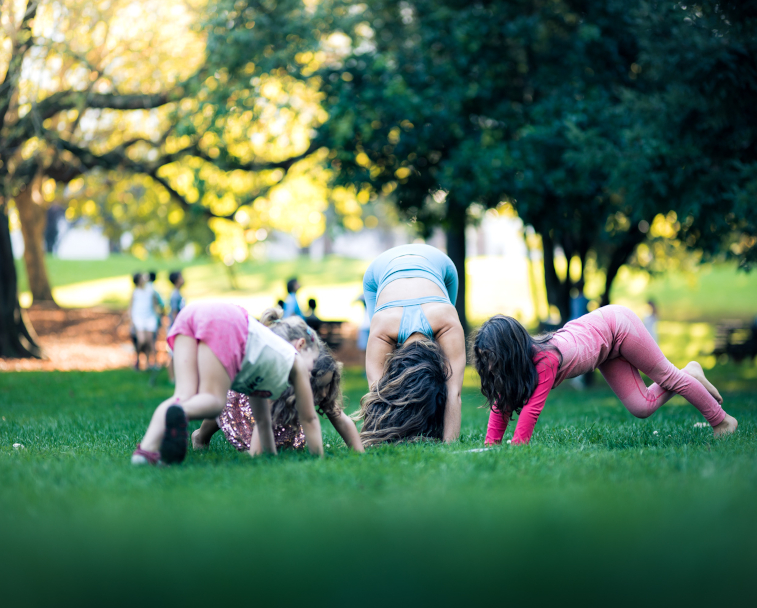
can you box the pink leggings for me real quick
[598,308,726,427]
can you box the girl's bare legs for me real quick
[139,335,199,452]
[136,329,154,369]
[192,419,220,450]
[139,338,231,452]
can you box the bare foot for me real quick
[683,361,723,404]
[713,414,738,437]
[191,429,210,450]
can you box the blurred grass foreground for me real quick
[1,364,756,606]
[5,257,757,605]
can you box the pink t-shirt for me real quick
[485,350,560,445]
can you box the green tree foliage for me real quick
[316,0,757,323]
[0,0,203,355]
[315,0,650,323]
[614,1,757,270]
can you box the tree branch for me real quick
[163,140,321,173]
[52,137,275,220]
[0,1,40,136]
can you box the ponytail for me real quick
[260,307,321,351]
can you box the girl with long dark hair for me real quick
[358,244,466,444]
[471,305,737,445]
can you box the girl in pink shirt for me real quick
[471,305,738,445]
[131,304,324,465]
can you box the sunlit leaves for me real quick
[64,171,211,256]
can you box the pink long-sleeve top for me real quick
[485,350,560,445]
[485,306,628,445]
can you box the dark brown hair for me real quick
[271,345,342,426]
[355,339,450,446]
[469,315,561,422]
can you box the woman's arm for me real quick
[248,397,277,456]
[249,424,262,455]
[435,321,466,442]
[327,411,365,452]
[365,329,394,389]
[290,356,324,457]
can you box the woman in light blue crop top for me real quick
[356,244,466,445]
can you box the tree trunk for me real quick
[0,203,43,358]
[15,175,55,303]
[600,230,646,307]
[445,205,469,335]
[540,230,571,323]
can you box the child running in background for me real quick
[191,346,364,454]
[127,272,161,371]
[147,271,165,370]
[167,270,186,383]
[283,277,304,319]
[471,305,738,446]
[168,271,186,325]
[131,304,324,465]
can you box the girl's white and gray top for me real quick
[230,317,297,400]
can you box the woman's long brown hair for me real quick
[355,339,450,446]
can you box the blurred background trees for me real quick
[316,0,757,326]
[2,0,756,356]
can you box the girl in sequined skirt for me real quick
[131,305,323,465]
[192,346,364,453]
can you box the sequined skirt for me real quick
[218,391,306,451]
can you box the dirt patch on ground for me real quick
[0,306,365,372]
[0,306,138,372]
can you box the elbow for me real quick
[299,412,318,426]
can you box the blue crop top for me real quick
[363,244,459,345]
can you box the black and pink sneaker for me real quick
[131,443,160,465]
[160,405,188,465]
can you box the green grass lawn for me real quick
[610,263,757,322]
[1,365,756,606]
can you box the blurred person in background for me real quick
[147,271,165,370]
[283,277,304,319]
[305,298,322,332]
[125,272,161,371]
[644,299,659,344]
[569,281,592,388]
[167,270,186,383]
[356,293,370,353]
[569,281,589,322]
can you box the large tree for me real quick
[1,0,340,357]
[314,0,642,326]
[0,1,199,356]
[315,0,757,325]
